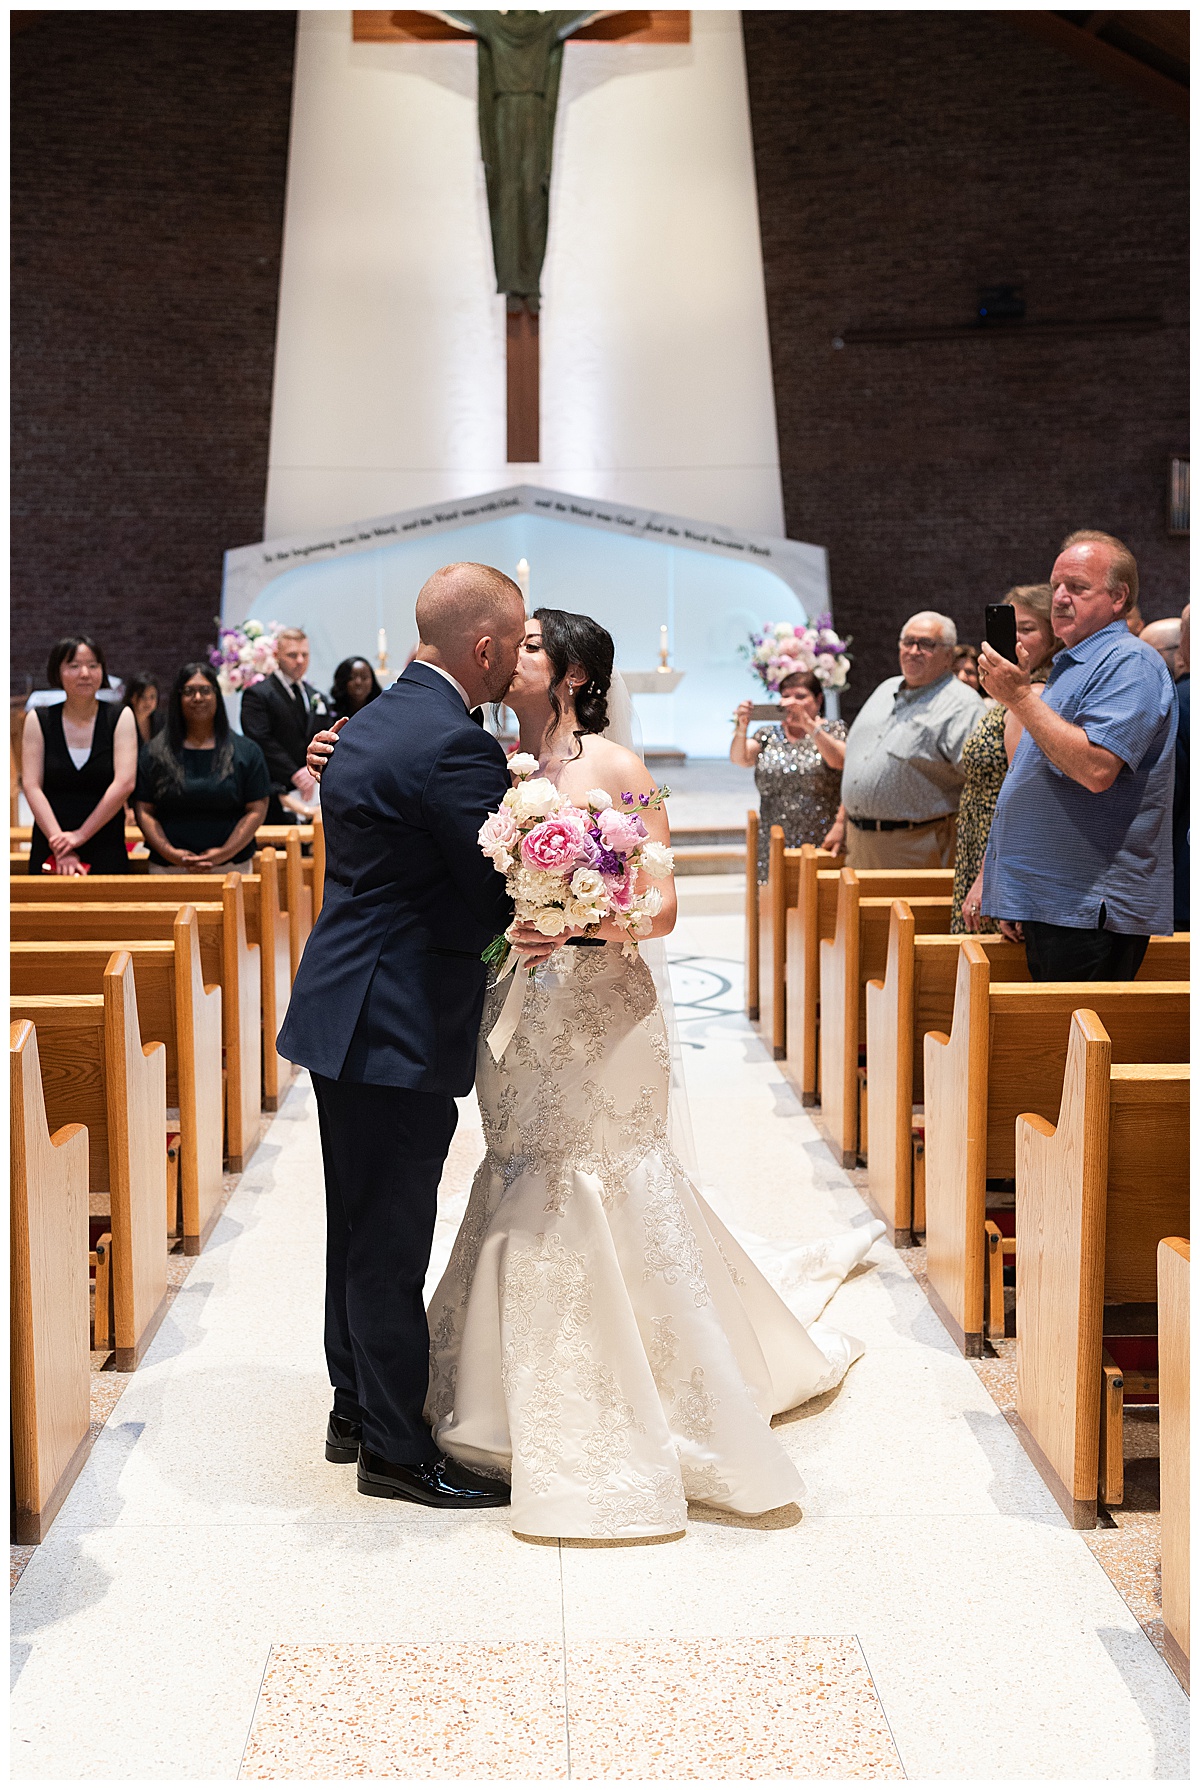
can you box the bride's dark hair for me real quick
[535,607,614,758]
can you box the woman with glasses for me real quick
[23,635,139,875]
[134,662,270,873]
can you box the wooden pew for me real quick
[1158,1237,1190,1692]
[311,808,325,922]
[784,859,952,1107]
[925,946,1189,1357]
[1012,1011,1188,1526]
[11,881,261,1172]
[744,810,760,1021]
[11,867,290,1114]
[11,906,224,1253]
[11,1019,92,1541]
[11,953,170,1371]
[251,849,295,1109]
[865,911,1190,1246]
[255,834,307,976]
[286,827,313,979]
[760,838,846,1075]
[756,827,800,1059]
[11,822,313,851]
[817,870,954,1167]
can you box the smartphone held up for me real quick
[984,603,1018,663]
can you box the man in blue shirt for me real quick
[979,530,1177,980]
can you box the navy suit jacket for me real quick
[277,662,513,1092]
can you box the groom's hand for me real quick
[507,920,569,966]
[307,717,346,781]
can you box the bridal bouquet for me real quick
[742,615,852,694]
[478,753,674,973]
[208,618,286,694]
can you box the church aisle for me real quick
[10,916,1188,1780]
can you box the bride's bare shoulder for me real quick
[578,734,656,796]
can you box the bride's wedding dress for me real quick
[426,937,884,1541]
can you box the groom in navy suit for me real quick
[280,563,539,1507]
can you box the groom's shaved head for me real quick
[416,563,525,654]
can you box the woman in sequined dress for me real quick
[731,669,846,881]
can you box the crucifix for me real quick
[353,11,691,462]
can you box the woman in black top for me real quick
[122,671,163,743]
[23,636,138,875]
[134,663,270,872]
[330,655,381,720]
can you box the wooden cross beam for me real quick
[353,11,691,462]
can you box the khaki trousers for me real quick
[845,814,956,871]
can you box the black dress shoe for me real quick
[357,1447,511,1508]
[326,1411,363,1463]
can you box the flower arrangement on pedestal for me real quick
[209,619,286,694]
[741,615,852,694]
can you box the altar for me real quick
[223,486,829,760]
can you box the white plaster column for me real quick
[264,9,783,541]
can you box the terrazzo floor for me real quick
[9,913,1189,1779]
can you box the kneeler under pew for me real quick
[11,905,224,1254]
[816,869,953,1168]
[10,954,170,1371]
[10,881,261,1172]
[11,1020,92,1541]
[1013,1011,1189,1530]
[863,909,1189,1246]
[784,852,953,1107]
[12,863,292,1113]
[922,942,1189,1357]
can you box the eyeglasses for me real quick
[182,686,216,700]
[898,636,945,653]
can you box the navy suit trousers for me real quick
[313,1074,457,1463]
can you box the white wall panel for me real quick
[264,9,784,542]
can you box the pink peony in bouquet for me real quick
[478,753,674,970]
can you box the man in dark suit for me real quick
[278,563,540,1509]
[239,627,331,824]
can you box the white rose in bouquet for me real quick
[532,907,568,936]
[507,752,540,778]
[585,788,613,811]
[507,777,561,822]
[638,841,675,881]
[570,867,607,902]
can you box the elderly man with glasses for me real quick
[823,612,985,869]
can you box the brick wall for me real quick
[11,10,296,695]
[743,11,1189,713]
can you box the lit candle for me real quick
[659,624,669,667]
[377,627,388,667]
[516,558,530,603]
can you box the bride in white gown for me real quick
[424,608,884,1541]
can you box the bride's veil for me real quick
[603,672,701,1177]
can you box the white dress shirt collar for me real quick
[275,667,302,693]
[420,661,472,710]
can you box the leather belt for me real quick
[848,816,945,832]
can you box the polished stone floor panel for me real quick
[563,1636,903,1779]
[240,1641,569,1780]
